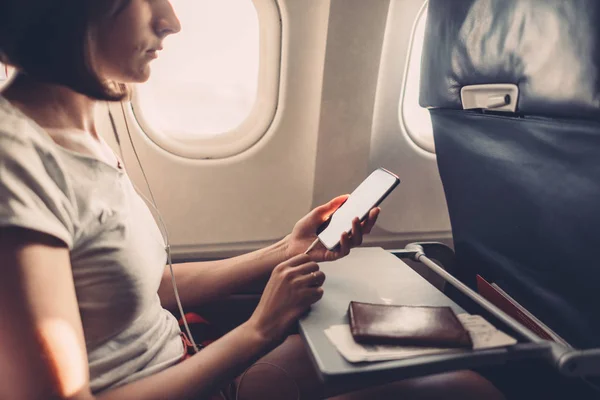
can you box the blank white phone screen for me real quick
[318,169,399,250]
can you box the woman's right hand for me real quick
[248,254,326,344]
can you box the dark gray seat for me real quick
[420,0,600,350]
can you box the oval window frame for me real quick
[131,0,281,160]
[398,1,435,154]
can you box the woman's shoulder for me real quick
[0,96,77,248]
[0,96,53,149]
[0,95,73,198]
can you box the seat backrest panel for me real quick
[420,0,600,348]
[431,108,600,348]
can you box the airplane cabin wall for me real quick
[370,0,451,239]
[95,0,452,261]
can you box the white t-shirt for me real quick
[0,96,184,393]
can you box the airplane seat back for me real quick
[419,0,600,349]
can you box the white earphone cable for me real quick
[304,238,320,255]
[109,103,304,400]
[109,103,200,354]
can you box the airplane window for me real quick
[132,0,280,159]
[399,5,434,153]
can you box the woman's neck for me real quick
[3,74,99,137]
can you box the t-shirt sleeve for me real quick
[0,133,75,248]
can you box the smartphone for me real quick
[317,168,400,250]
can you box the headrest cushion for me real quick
[419,0,600,120]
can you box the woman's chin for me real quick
[131,65,152,83]
[113,65,151,84]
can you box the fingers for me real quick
[345,207,380,244]
[291,257,319,275]
[350,217,363,247]
[289,260,325,288]
[336,207,380,255]
[276,253,326,288]
[361,207,380,234]
[338,231,351,257]
[275,254,320,280]
[313,195,350,221]
[296,270,326,287]
[333,217,362,257]
[281,256,325,305]
[323,195,350,211]
[296,286,325,306]
[307,287,324,304]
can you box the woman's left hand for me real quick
[285,195,380,262]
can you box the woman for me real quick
[0,1,506,399]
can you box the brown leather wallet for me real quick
[348,301,473,348]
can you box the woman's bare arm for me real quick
[99,320,270,400]
[158,197,380,311]
[157,238,289,310]
[0,228,320,400]
[0,228,93,400]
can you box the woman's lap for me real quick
[231,334,506,400]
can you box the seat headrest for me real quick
[419,0,600,120]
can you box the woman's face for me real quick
[93,0,181,83]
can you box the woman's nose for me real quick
[154,1,181,38]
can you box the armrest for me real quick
[391,242,482,321]
[392,245,600,377]
[391,242,457,275]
